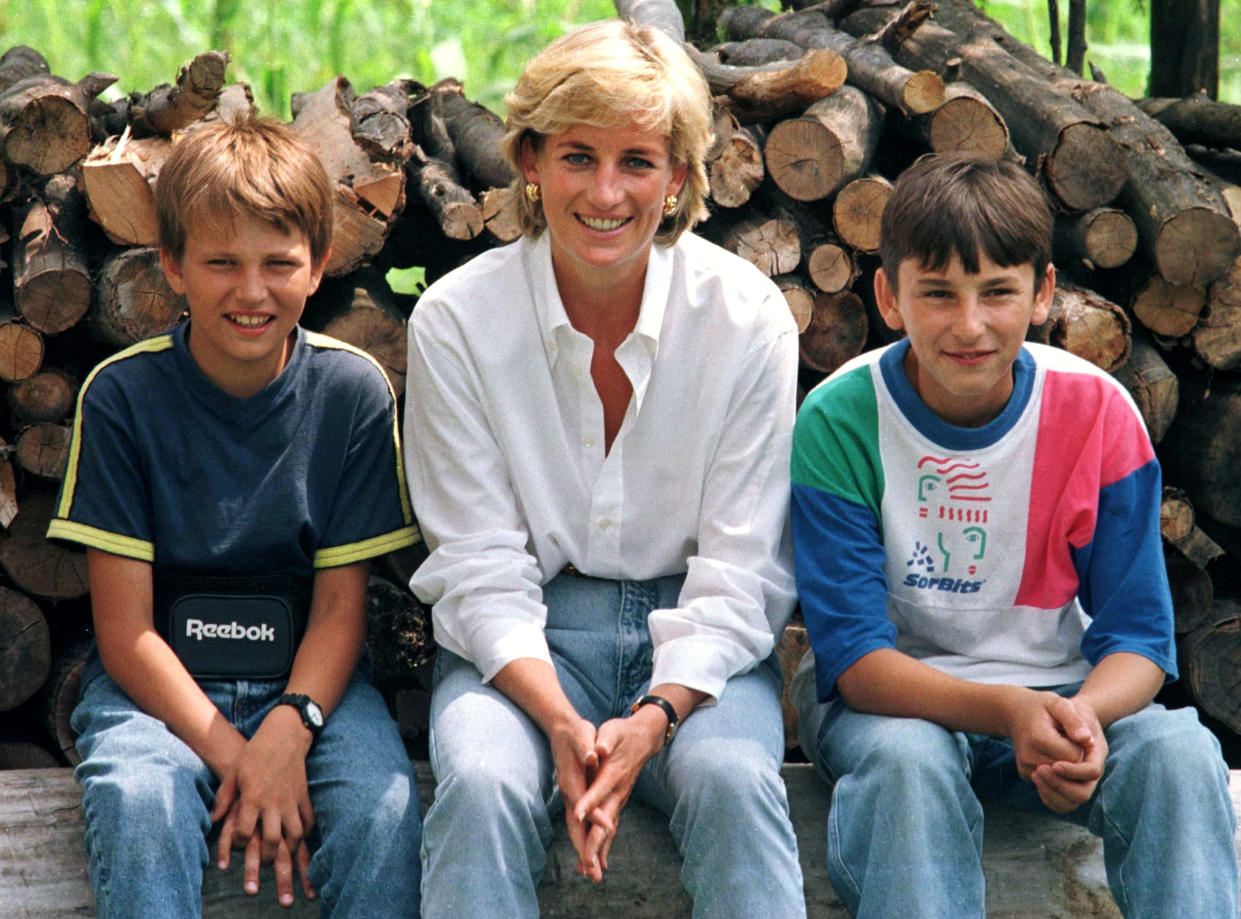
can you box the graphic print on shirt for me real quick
[904,454,990,594]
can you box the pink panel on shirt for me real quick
[1014,370,1155,609]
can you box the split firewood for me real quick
[1161,488,1225,574]
[290,78,405,277]
[707,120,764,208]
[81,129,169,247]
[0,71,116,176]
[799,289,868,375]
[719,5,944,116]
[832,173,891,252]
[1028,278,1130,374]
[1054,207,1137,272]
[720,213,801,277]
[1135,95,1241,152]
[303,264,408,394]
[686,45,848,125]
[0,490,89,601]
[1111,332,1178,445]
[1131,275,1206,339]
[12,173,93,336]
[773,274,815,333]
[840,6,1124,213]
[480,188,521,244]
[89,247,186,349]
[0,586,50,713]
[432,80,514,191]
[15,423,71,480]
[7,368,77,427]
[127,51,230,138]
[350,79,418,163]
[766,85,884,202]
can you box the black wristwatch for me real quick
[275,693,325,742]
[630,694,679,747]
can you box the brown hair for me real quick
[498,18,713,246]
[156,115,334,265]
[879,154,1053,292]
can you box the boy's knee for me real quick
[1115,708,1226,785]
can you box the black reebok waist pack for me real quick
[155,573,312,680]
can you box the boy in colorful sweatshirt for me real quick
[790,154,1237,918]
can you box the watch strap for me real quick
[274,692,324,741]
[630,693,679,746]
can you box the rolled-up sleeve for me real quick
[404,309,552,681]
[647,315,799,700]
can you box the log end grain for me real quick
[832,176,892,253]
[708,131,765,209]
[799,290,868,374]
[806,242,856,294]
[3,94,91,175]
[1045,123,1126,212]
[0,586,50,712]
[928,94,1009,160]
[765,118,845,202]
[0,321,45,383]
[1155,207,1241,290]
[901,70,947,116]
[1132,276,1206,339]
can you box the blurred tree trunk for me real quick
[1150,0,1219,99]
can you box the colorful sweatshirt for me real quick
[791,339,1176,703]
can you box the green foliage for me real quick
[0,0,615,119]
[979,0,1240,102]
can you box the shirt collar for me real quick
[524,233,675,374]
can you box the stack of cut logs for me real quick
[2,0,1241,768]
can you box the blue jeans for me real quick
[72,660,422,918]
[798,688,1238,918]
[420,571,806,918]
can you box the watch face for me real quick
[305,702,324,728]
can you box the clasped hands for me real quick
[1009,690,1107,814]
[210,707,317,906]
[551,705,669,883]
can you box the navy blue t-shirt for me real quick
[49,322,418,581]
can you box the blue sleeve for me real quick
[314,365,419,568]
[48,367,155,561]
[792,483,894,702]
[1073,459,1178,679]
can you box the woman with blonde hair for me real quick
[405,18,805,916]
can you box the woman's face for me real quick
[522,120,686,292]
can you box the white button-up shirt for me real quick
[404,232,798,700]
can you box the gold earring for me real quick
[525,183,541,204]
[663,193,678,217]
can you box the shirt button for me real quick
[597,518,612,530]
[582,435,595,448]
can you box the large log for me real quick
[832,173,891,253]
[719,212,801,277]
[1135,96,1241,152]
[12,174,93,336]
[685,46,849,125]
[840,6,1124,213]
[302,265,408,393]
[45,640,91,766]
[1182,601,1241,737]
[1162,373,1241,529]
[15,423,72,480]
[718,6,944,115]
[0,491,89,602]
[905,81,1010,160]
[799,290,868,375]
[1028,278,1130,374]
[0,586,51,713]
[1131,274,1206,339]
[407,92,483,242]
[433,80,514,191]
[0,71,115,175]
[766,85,883,202]
[707,120,764,209]
[1193,250,1241,370]
[1110,332,1177,445]
[7,368,77,427]
[349,79,417,164]
[1053,207,1137,273]
[89,247,186,348]
[0,303,45,383]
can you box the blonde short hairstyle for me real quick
[500,18,713,246]
[156,115,334,266]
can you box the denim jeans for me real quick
[420,571,806,918]
[797,685,1238,919]
[71,659,422,918]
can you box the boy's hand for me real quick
[1006,689,1092,781]
[210,705,317,904]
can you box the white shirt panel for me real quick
[404,233,798,699]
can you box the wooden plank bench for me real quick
[3,763,1239,917]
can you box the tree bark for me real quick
[685,45,848,125]
[1027,278,1130,373]
[841,6,1125,213]
[1110,331,1178,445]
[1135,95,1241,152]
[350,79,417,164]
[1193,249,1241,370]
[718,5,944,115]
[1149,0,1219,100]
[1162,374,1241,529]
[433,80,514,191]
[127,51,230,137]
